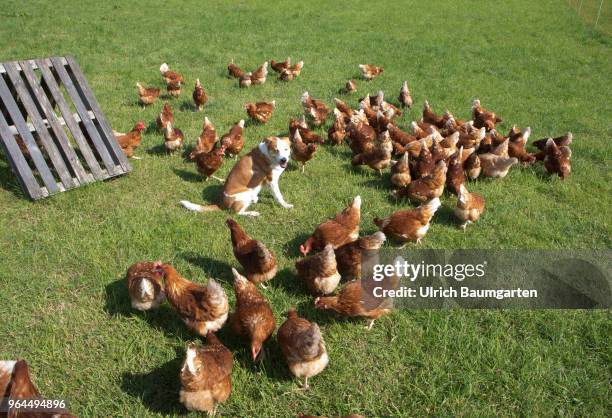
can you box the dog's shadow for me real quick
[201,183,224,202]
[120,348,185,415]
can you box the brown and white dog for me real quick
[180,137,293,217]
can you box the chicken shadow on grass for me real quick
[325,144,352,160]
[120,349,185,416]
[146,144,169,156]
[282,232,311,258]
[181,252,233,284]
[219,330,294,383]
[272,267,308,297]
[434,199,460,228]
[103,278,194,341]
[179,101,197,112]
[144,120,158,135]
[243,119,263,129]
[173,167,201,183]
[359,173,393,190]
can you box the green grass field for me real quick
[0,0,611,416]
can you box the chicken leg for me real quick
[366,318,376,330]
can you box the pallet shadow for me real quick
[120,350,185,416]
[0,159,27,200]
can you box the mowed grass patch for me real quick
[0,0,610,416]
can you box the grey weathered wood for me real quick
[3,61,75,189]
[64,56,131,172]
[49,56,118,175]
[0,111,43,199]
[0,56,129,199]
[19,60,91,185]
[35,59,104,180]
[0,72,60,193]
[7,110,97,135]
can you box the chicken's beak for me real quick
[153,261,164,272]
[251,344,261,361]
[299,244,309,256]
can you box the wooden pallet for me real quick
[0,56,131,199]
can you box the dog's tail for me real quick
[180,200,221,212]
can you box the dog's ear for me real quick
[265,137,278,152]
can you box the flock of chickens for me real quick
[118,60,573,418]
[4,60,574,418]
[126,196,390,416]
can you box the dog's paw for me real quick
[283,203,294,209]
[241,211,260,217]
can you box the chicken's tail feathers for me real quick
[179,200,221,212]
[206,279,227,305]
[160,63,169,74]
[299,323,323,358]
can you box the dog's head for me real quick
[264,136,291,169]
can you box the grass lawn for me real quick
[0,0,611,416]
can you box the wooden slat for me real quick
[0,58,66,74]
[3,61,76,189]
[19,60,91,185]
[49,56,118,176]
[7,110,97,135]
[0,111,43,199]
[64,56,131,173]
[35,59,104,180]
[0,73,59,193]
